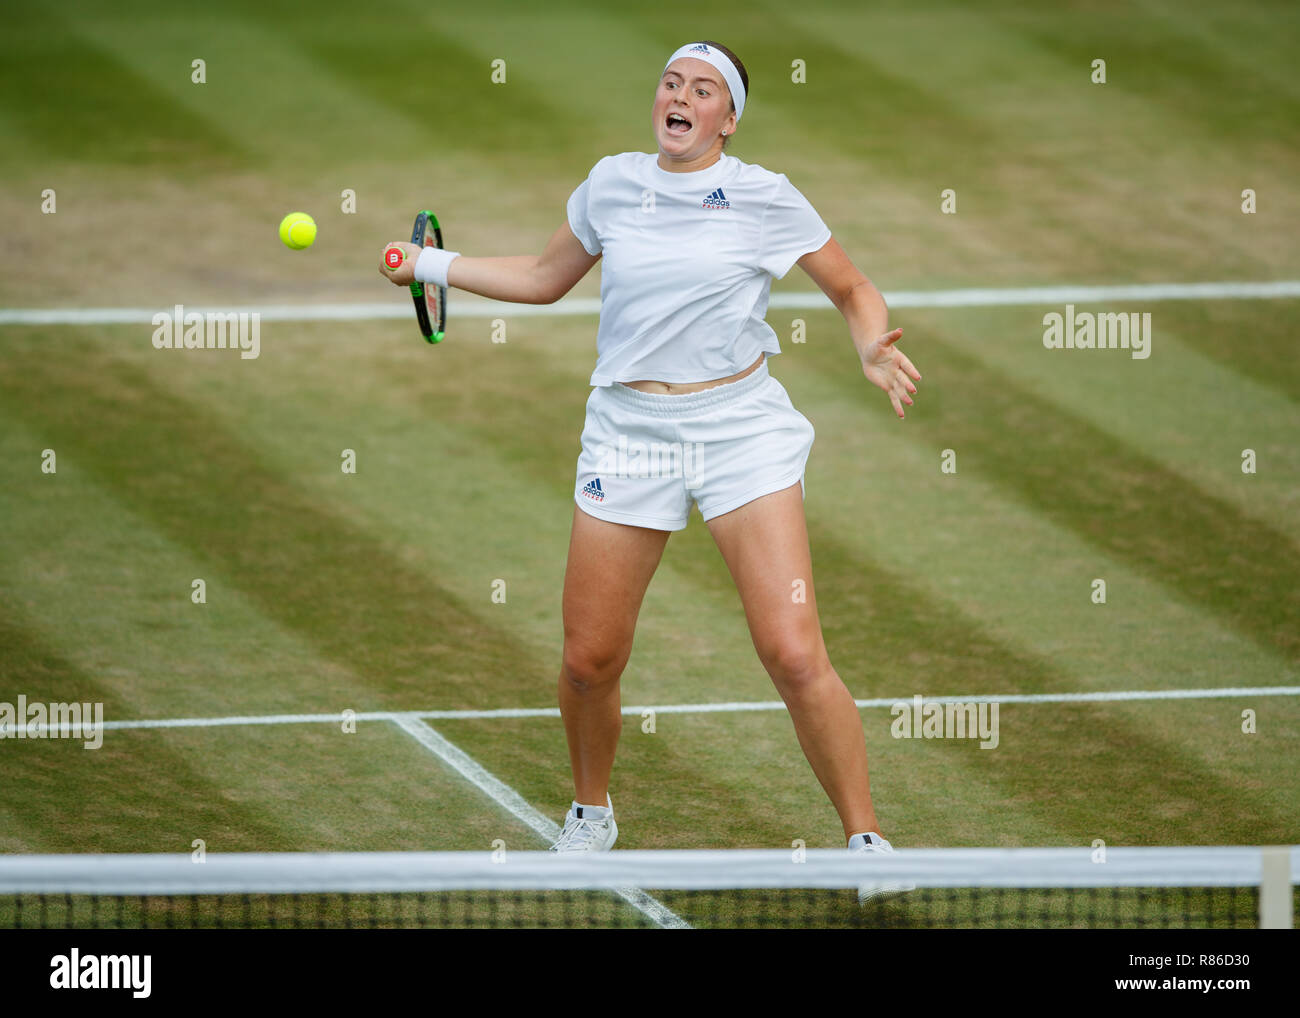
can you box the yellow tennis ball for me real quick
[278,212,316,250]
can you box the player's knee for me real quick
[561,643,628,693]
[759,639,830,694]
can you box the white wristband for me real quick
[414,247,461,287]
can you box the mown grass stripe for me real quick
[0,7,250,170]
[0,335,544,711]
[805,329,1300,662]
[902,304,1300,538]
[985,3,1300,148]
[0,619,307,854]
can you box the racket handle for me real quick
[384,246,405,271]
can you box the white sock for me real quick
[571,800,611,821]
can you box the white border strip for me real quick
[2,280,1297,326]
[23,685,1293,736]
[1,847,1294,894]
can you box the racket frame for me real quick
[409,209,446,343]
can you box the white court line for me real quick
[42,685,1297,735]
[389,715,688,929]
[2,280,1298,325]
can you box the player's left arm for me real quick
[796,238,920,419]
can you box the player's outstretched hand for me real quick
[379,242,421,285]
[859,328,920,419]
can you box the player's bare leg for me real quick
[558,506,671,806]
[706,482,880,841]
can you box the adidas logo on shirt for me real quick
[581,478,606,502]
[702,188,730,210]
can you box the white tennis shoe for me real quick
[851,832,916,904]
[549,796,618,853]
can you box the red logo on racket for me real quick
[385,247,404,270]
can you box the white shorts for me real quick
[573,359,815,531]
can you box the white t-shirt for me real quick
[566,152,832,386]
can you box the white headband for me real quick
[662,42,746,122]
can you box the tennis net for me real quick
[0,846,1294,930]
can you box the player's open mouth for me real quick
[666,113,692,136]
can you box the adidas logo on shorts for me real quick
[702,188,730,210]
[581,478,606,502]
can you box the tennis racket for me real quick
[409,209,446,343]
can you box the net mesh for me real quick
[1,847,1293,930]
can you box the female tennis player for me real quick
[381,41,919,866]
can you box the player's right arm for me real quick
[452,222,600,305]
[379,223,599,304]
